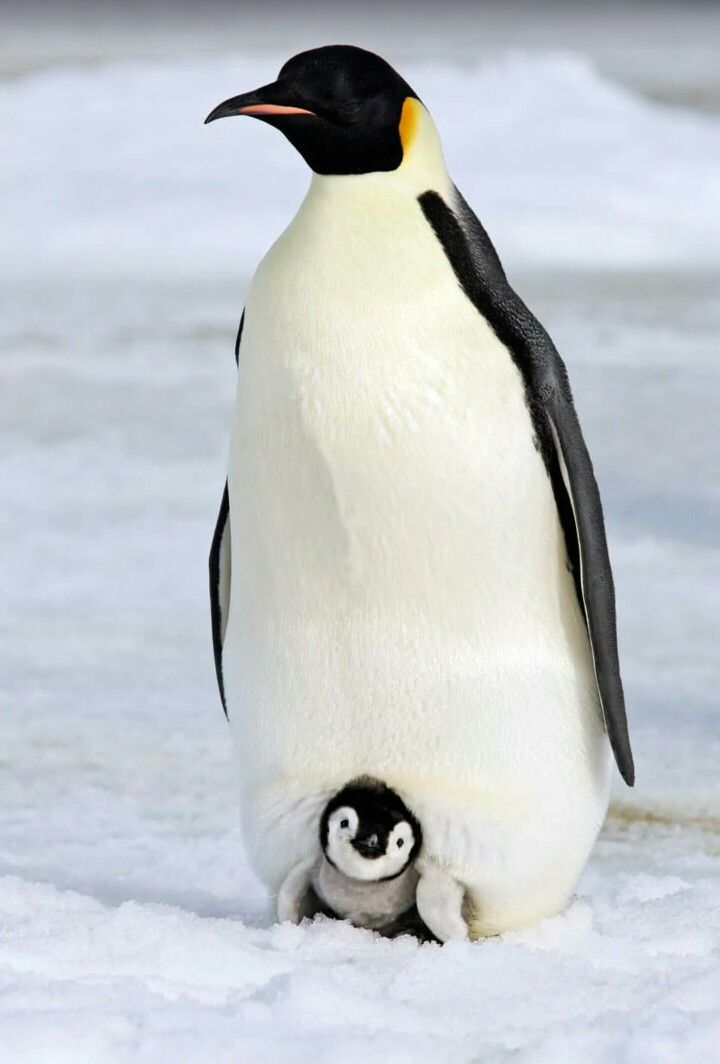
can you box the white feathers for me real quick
[387,821,414,860]
[276,858,315,924]
[327,806,359,844]
[415,864,469,943]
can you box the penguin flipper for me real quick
[416,866,469,942]
[277,859,316,924]
[417,188,633,786]
[209,482,231,717]
[545,393,635,787]
[208,310,245,718]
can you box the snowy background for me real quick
[1,2,719,1060]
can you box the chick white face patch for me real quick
[386,821,415,872]
[327,807,358,846]
[325,807,416,882]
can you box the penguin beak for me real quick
[352,832,382,858]
[204,82,316,125]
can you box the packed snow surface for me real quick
[1,49,719,1062]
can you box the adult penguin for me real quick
[205,45,633,937]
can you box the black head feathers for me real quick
[205,45,419,175]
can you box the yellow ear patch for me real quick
[399,96,421,156]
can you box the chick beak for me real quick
[352,832,382,858]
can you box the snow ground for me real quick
[1,47,719,1063]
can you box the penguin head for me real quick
[205,45,420,175]
[319,778,422,882]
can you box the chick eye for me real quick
[397,838,404,848]
[340,818,349,830]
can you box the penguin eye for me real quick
[340,818,349,830]
[397,838,404,848]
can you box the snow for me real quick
[1,44,719,1063]
[2,837,720,1061]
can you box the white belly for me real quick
[224,176,610,934]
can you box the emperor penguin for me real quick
[205,45,634,938]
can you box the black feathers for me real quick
[205,45,418,175]
[208,483,230,718]
[208,313,244,718]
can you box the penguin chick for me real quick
[278,779,420,931]
[277,779,468,941]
